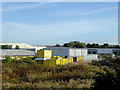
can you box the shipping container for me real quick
[37,50,52,58]
[56,60,61,65]
[73,57,77,62]
[77,56,83,61]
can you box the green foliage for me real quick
[92,67,120,89]
[103,43,109,48]
[91,57,120,89]
[86,43,100,48]
[22,57,37,64]
[55,44,61,47]
[63,41,87,48]
[3,56,12,63]
[15,45,20,49]
[2,45,12,49]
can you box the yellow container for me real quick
[61,58,68,65]
[62,58,65,65]
[66,58,69,64]
[2,55,5,58]
[56,60,61,65]
[59,59,62,65]
[69,58,71,63]
[23,56,26,58]
[42,56,74,66]
[43,59,57,66]
[77,56,83,61]
[71,58,73,63]
[29,56,34,58]
[11,57,15,59]
[37,50,52,58]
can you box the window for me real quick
[93,51,96,54]
[113,52,117,55]
[88,51,91,54]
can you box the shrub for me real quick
[22,57,37,65]
[3,56,12,63]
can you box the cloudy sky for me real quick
[2,2,118,45]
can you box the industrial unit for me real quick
[43,47,87,58]
[2,49,35,56]
[1,43,120,62]
[88,48,120,56]
[43,47,98,61]
[0,43,46,52]
[35,50,83,66]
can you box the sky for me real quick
[2,2,118,45]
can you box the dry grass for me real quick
[2,60,107,89]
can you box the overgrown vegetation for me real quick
[91,56,120,89]
[2,56,120,89]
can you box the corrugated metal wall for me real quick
[2,50,35,56]
[44,47,69,57]
[44,47,88,58]
[83,54,98,61]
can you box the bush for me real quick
[3,56,12,63]
[22,58,37,65]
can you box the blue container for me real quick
[73,57,77,62]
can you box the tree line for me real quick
[55,41,120,48]
[1,45,20,49]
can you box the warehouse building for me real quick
[1,49,35,56]
[43,47,99,61]
[43,47,88,58]
[88,48,120,56]
[0,43,46,53]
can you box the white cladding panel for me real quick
[44,47,88,57]
[76,49,81,56]
[83,54,98,61]
[97,49,112,54]
[69,49,75,57]
[81,49,87,56]
[69,49,87,57]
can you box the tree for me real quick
[86,43,91,48]
[86,43,100,48]
[8,46,12,49]
[63,41,87,48]
[55,44,61,47]
[103,43,109,48]
[63,43,69,47]
[15,45,20,49]
[96,44,100,48]
[1,45,11,49]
